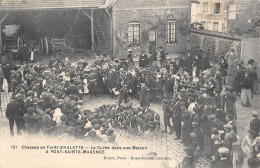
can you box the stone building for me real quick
[191,0,231,33]
[108,0,191,58]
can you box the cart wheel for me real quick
[56,52,63,58]
[44,37,49,55]
[40,38,44,54]
[66,50,72,56]
[17,37,22,50]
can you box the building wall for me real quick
[191,0,229,33]
[112,0,190,59]
[190,28,242,56]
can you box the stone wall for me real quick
[190,28,242,57]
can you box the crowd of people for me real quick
[1,46,259,167]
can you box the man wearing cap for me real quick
[162,99,172,133]
[23,107,42,135]
[211,147,232,168]
[225,48,238,78]
[250,111,260,135]
[222,86,237,120]
[223,124,236,150]
[67,80,79,101]
[5,95,24,136]
[173,98,182,140]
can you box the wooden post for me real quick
[91,8,95,51]
[0,12,10,52]
[0,22,2,52]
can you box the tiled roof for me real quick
[0,0,106,11]
[113,0,190,9]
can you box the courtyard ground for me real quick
[0,74,259,167]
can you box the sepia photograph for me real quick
[0,0,259,167]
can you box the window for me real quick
[166,20,176,44]
[214,3,221,14]
[128,22,140,45]
[203,2,208,14]
[213,22,219,31]
[149,30,156,42]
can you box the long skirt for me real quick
[240,88,251,106]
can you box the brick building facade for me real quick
[108,0,191,58]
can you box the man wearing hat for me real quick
[250,111,260,135]
[5,94,25,136]
[211,147,232,168]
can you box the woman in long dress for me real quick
[240,73,254,107]
[241,130,257,168]
[232,136,244,168]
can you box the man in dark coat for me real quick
[169,59,179,74]
[159,46,166,68]
[67,81,79,100]
[127,49,134,64]
[200,54,211,71]
[186,52,194,76]
[178,55,187,70]
[173,99,182,140]
[211,147,232,168]
[139,52,149,68]
[139,82,150,108]
[250,111,260,135]
[5,95,24,136]
[162,99,172,133]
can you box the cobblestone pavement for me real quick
[1,78,259,167]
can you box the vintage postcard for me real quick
[0,0,259,168]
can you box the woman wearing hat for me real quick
[241,130,257,168]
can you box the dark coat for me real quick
[139,54,149,68]
[250,118,260,135]
[201,56,211,71]
[211,159,232,168]
[178,58,187,69]
[140,85,150,107]
[6,100,24,119]
[67,84,79,96]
